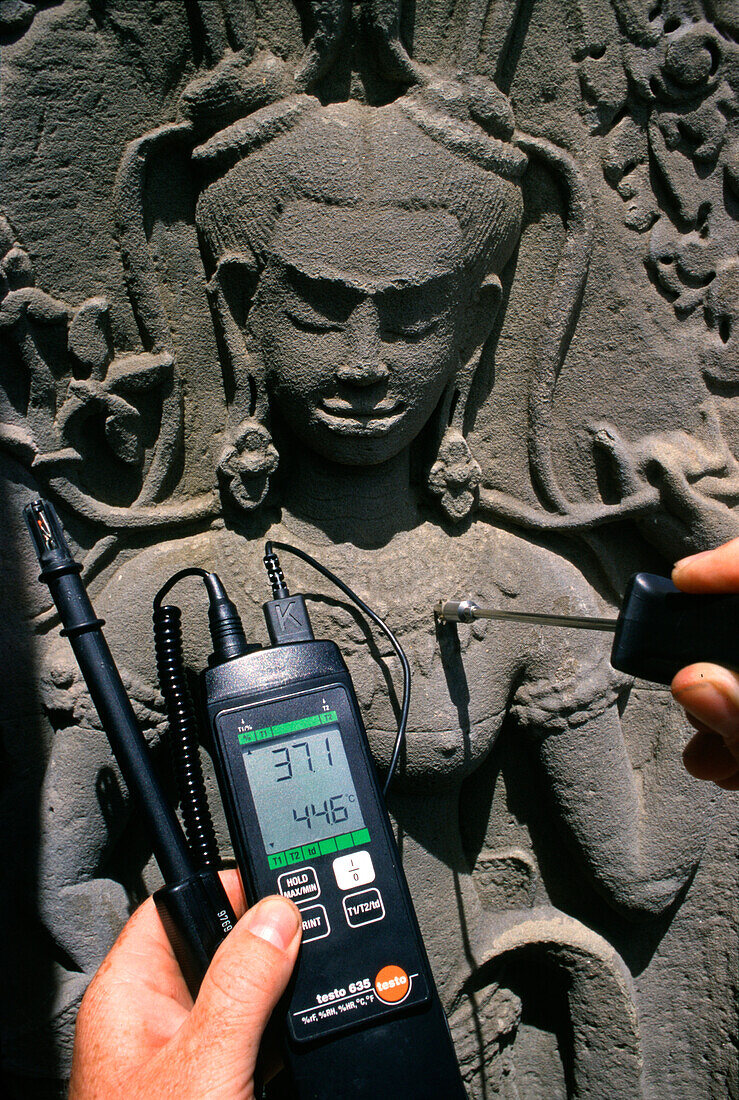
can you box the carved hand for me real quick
[593,411,739,560]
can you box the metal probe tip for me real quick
[24,499,74,569]
[435,598,617,633]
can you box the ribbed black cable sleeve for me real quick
[263,546,289,598]
[153,603,220,870]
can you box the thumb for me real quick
[170,895,301,1096]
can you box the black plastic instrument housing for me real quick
[201,639,466,1099]
[612,573,739,685]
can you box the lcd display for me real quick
[242,721,365,855]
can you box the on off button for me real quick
[332,850,375,891]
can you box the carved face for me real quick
[248,201,469,465]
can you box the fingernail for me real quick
[244,897,300,952]
[673,672,739,736]
[672,551,705,576]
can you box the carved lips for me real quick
[317,398,406,432]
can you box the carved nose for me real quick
[336,361,389,387]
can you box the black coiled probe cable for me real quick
[153,568,221,870]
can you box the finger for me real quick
[672,537,739,593]
[167,895,301,1095]
[672,663,739,765]
[682,728,739,782]
[219,867,248,919]
[686,712,711,733]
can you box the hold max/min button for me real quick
[278,866,320,904]
[300,904,330,943]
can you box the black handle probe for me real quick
[611,572,739,684]
[24,499,236,995]
[436,571,739,686]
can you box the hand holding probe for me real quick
[24,499,236,995]
[436,572,739,685]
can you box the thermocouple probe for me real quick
[436,572,739,686]
[24,499,236,995]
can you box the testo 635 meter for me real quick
[201,545,466,1098]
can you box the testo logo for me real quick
[374,965,410,1004]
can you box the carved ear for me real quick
[456,271,502,405]
[207,254,264,420]
[436,273,503,444]
[460,273,502,366]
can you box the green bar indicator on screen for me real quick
[238,711,338,745]
[267,829,370,870]
[271,711,338,738]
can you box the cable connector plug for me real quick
[204,573,250,665]
[263,543,314,646]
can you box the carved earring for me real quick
[428,424,482,521]
[427,379,482,521]
[217,416,279,512]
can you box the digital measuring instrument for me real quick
[198,543,466,1098]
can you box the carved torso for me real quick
[95,518,619,789]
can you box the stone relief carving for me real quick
[1,2,737,1097]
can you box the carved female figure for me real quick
[43,71,706,1095]
[7,9,735,1094]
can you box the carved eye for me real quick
[285,310,344,333]
[383,319,440,341]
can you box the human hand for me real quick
[69,870,302,1099]
[671,538,739,789]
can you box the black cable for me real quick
[153,569,220,869]
[153,567,210,609]
[265,541,410,798]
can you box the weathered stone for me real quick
[1,3,737,1097]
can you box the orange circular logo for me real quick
[374,965,410,1003]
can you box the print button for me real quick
[300,904,330,943]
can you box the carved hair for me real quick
[193,86,527,282]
